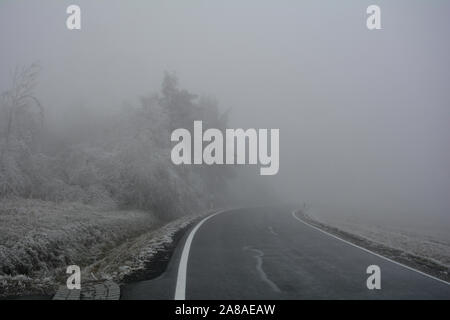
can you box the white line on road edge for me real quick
[292,210,450,286]
[174,209,228,300]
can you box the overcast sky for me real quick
[1,0,449,227]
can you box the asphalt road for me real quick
[121,207,450,300]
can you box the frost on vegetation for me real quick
[0,197,158,297]
[0,66,234,297]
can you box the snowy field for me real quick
[309,210,450,273]
[0,197,160,297]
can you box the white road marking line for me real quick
[292,210,450,286]
[174,209,227,300]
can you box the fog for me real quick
[1,0,449,228]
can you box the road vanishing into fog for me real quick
[121,207,450,300]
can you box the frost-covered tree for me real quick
[159,72,200,131]
[0,66,235,217]
[0,63,44,197]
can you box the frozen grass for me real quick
[310,212,450,268]
[305,210,450,281]
[0,197,159,297]
[81,211,211,283]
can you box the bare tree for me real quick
[0,63,44,196]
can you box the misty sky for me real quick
[1,0,449,226]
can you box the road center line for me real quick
[291,210,450,286]
[174,209,227,300]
